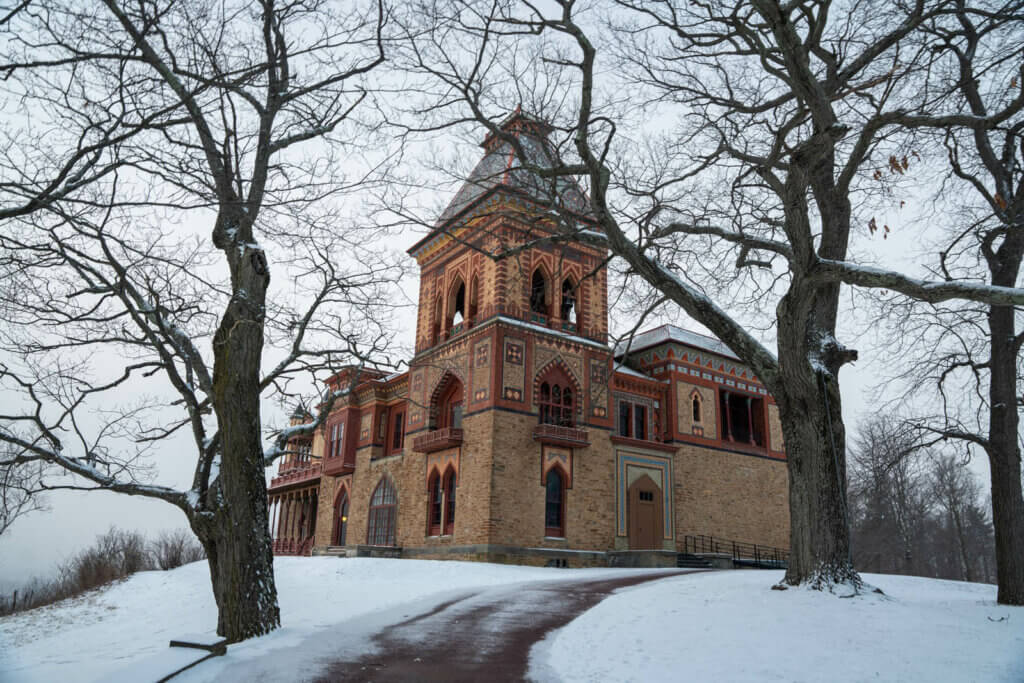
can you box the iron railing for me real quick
[684,534,789,569]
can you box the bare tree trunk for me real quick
[988,299,1024,603]
[195,215,280,642]
[776,336,857,587]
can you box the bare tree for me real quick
[392,0,1024,592]
[848,418,929,576]
[872,0,1024,604]
[0,0,394,640]
[0,442,47,537]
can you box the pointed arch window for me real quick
[443,468,456,536]
[530,269,548,317]
[692,392,702,424]
[561,278,580,330]
[367,477,397,546]
[545,468,565,537]
[448,279,466,332]
[437,378,464,429]
[334,492,349,546]
[539,379,574,427]
[428,470,442,536]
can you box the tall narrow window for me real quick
[530,269,548,316]
[561,279,577,324]
[692,393,702,423]
[428,471,442,536]
[449,279,466,329]
[634,404,647,440]
[367,477,397,546]
[443,469,456,536]
[545,468,565,537]
[328,421,345,459]
[391,409,405,452]
[618,401,630,436]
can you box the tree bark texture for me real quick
[775,304,858,588]
[987,298,1024,605]
[197,211,280,641]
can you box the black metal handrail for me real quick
[684,534,789,568]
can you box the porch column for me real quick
[723,391,733,441]
[745,396,755,445]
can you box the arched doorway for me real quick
[334,492,349,546]
[628,474,663,550]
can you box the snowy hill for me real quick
[0,558,1021,682]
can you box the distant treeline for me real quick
[0,527,204,617]
[849,418,998,584]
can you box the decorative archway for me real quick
[331,481,350,546]
[428,371,465,429]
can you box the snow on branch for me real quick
[813,259,1024,306]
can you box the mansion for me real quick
[266,113,790,567]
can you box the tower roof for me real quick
[408,110,594,257]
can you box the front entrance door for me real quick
[628,474,663,550]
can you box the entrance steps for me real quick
[677,553,713,569]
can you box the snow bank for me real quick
[0,557,642,682]
[533,571,1024,683]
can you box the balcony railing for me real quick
[412,427,464,453]
[532,423,589,447]
[269,462,322,489]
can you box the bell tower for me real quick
[407,110,609,354]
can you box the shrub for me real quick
[150,529,206,570]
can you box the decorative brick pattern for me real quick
[502,339,525,402]
[677,381,717,439]
[589,359,609,417]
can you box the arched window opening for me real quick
[530,269,548,317]
[538,376,575,427]
[545,468,565,537]
[436,377,464,430]
[561,278,578,326]
[367,477,397,546]
[448,279,466,330]
[692,394,702,423]
[443,469,456,536]
[428,471,442,536]
[335,493,349,546]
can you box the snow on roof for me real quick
[612,363,663,382]
[613,324,741,362]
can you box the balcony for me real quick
[269,462,322,489]
[412,427,464,453]
[322,455,355,476]
[533,423,589,447]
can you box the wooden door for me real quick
[628,475,663,550]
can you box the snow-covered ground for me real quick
[532,570,1024,683]
[0,557,655,682]
[1,559,1021,682]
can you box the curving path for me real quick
[313,569,706,682]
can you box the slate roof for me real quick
[613,324,741,362]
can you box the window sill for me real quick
[544,536,567,541]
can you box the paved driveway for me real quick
[313,570,703,682]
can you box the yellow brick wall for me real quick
[673,443,789,549]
